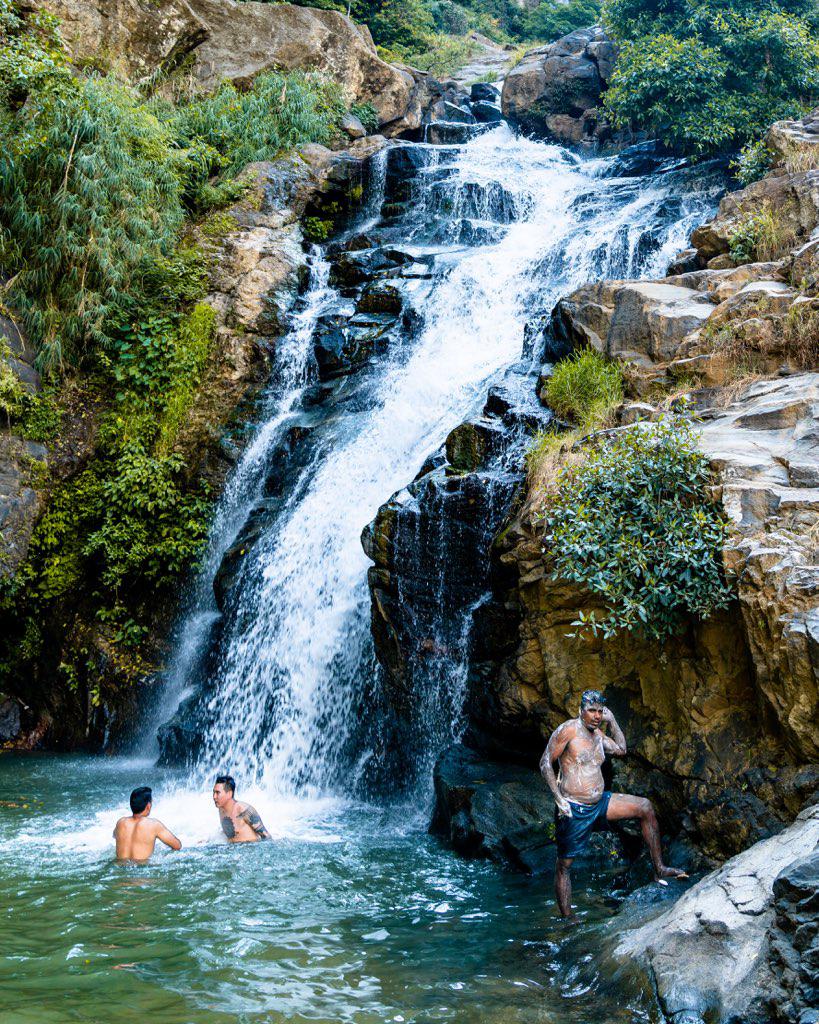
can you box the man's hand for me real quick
[555,794,573,818]
[601,707,614,725]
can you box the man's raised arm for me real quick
[540,722,575,817]
[601,708,627,756]
[155,821,182,851]
[240,805,271,840]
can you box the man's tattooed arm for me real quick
[240,805,271,840]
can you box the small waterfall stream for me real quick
[158,124,724,800]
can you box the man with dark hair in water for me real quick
[212,775,271,843]
[541,690,687,919]
[113,786,182,861]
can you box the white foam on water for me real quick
[13,780,350,855]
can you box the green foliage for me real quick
[167,71,347,179]
[303,217,333,242]
[728,204,796,263]
[732,139,774,186]
[522,0,601,42]
[538,414,734,640]
[602,0,819,155]
[544,349,623,429]
[0,71,183,370]
[18,390,61,441]
[350,102,380,134]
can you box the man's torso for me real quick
[219,801,261,842]
[114,817,157,860]
[558,721,605,805]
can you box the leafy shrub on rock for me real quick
[544,349,623,429]
[538,414,734,640]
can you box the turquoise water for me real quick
[0,755,655,1024]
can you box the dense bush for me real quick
[166,71,347,181]
[602,0,819,155]
[538,415,734,640]
[544,349,623,428]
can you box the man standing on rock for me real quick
[541,689,687,918]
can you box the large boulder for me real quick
[766,844,819,1022]
[766,108,819,175]
[615,803,819,1024]
[36,0,418,131]
[501,26,617,146]
[553,280,715,365]
[691,170,819,264]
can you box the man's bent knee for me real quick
[556,857,573,870]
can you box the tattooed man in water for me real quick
[212,775,271,843]
[540,690,687,919]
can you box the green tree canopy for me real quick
[603,0,819,154]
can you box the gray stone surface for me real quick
[615,804,819,1024]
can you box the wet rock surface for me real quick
[615,804,819,1024]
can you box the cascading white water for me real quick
[177,125,722,796]
[146,250,336,743]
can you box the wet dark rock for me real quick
[600,141,679,178]
[471,100,503,124]
[425,122,492,146]
[0,697,21,742]
[431,744,628,874]
[356,281,403,315]
[329,247,415,288]
[667,247,703,276]
[470,82,500,103]
[312,310,396,380]
[442,101,475,124]
[445,419,507,472]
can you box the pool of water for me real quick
[0,755,656,1024]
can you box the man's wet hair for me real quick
[580,689,606,710]
[130,786,152,814]
[215,774,236,795]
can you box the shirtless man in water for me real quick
[113,786,182,861]
[541,690,687,918]
[213,775,271,842]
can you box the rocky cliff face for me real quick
[364,110,819,874]
[34,0,425,134]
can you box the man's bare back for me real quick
[114,815,182,861]
[114,786,181,861]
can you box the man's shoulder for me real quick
[554,718,579,738]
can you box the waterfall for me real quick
[157,125,724,798]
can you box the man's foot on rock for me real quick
[655,866,689,884]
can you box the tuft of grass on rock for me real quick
[544,349,624,430]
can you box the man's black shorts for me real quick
[555,791,613,859]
